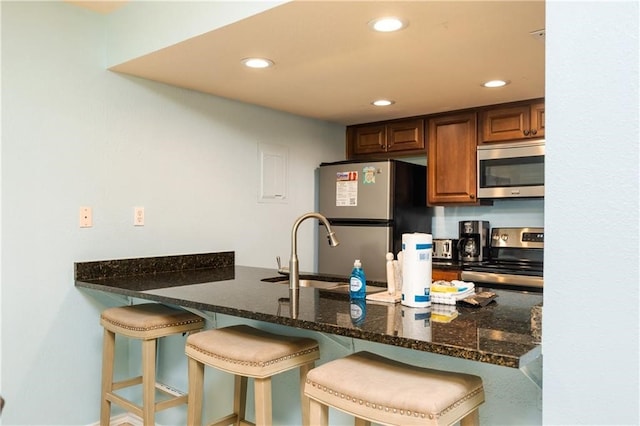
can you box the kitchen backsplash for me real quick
[431,198,544,238]
[399,156,544,238]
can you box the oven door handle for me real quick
[460,271,544,288]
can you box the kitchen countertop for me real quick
[432,261,464,270]
[75,252,542,369]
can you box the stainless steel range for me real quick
[460,227,543,292]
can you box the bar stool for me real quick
[185,324,320,426]
[100,303,205,426]
[304,351,485,426]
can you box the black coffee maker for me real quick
[458,220,490,262]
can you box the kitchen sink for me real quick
[296,279,347,289]
[261,276,386,294]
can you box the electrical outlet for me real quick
[79,206,92,228]
[134,207,144,226]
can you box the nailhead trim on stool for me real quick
[185,324,320,426]
[100,303,205,339]
[304,351,485,426]
[100,303,205,426]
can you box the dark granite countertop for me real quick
[75,252,542,369]
[432,261,464,270]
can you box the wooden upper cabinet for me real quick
[427,112,479,205]
[351,124,386,156]
[386,119,425,152]
[344,98,545,204]
[347,118,425,158]
[530,101,545,137]
[479,99,545,144]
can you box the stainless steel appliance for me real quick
[461,227,544,292]
[318,159,431,281]
[477,140,545,199]
[433,239,458,261]
[458,220,490,262]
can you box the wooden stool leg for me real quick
[460,408,480,426]
[234,375,248,425]
[253,377,272,426]
[187,357,204,426]
[355,418,371,426]
[309,398,328,426]
[100,329,115,426]
[299,362,314,425]
[141,338,157,426]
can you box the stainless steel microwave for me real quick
[477,140,545,199]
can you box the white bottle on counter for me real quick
[395,251,403,293]
[386,253,396,295]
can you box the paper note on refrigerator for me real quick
[335,171,358,206]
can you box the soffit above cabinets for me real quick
[71,1,545,126]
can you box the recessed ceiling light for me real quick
[483,80,509,88]
[241,57,274,69]
[368,17,408,33]
[372,99,395,107]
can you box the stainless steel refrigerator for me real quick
[317,159,432,281]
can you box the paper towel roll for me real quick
[401,233,432,307]
[401,306,432,341]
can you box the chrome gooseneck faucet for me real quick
[289,212,339,318]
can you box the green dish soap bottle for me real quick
[349,259,366,300]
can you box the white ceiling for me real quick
[76,1,546,126]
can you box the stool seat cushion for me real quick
[304,351,484,425]
[185,325,319,379]
[100,303,205,340]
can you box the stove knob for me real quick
[501,234,509,241]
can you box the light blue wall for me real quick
[403,156,545,237]
[105,1,288,67]
[431,199,544,238]
[1,1,638,425]
[0,2,343,424]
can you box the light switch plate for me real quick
[134,207,144,226]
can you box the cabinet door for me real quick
[427,112,478,205]
[386,119,425,152]
[530,102,545,138]
[352,125,386,155]
[479,105,531,143]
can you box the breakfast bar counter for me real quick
[75,252,542,371]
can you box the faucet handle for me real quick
[276,256,289,275]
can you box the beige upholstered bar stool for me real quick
[100,303,205,426]
[185,324,320,426]
[304,351,485,426]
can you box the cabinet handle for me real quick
[469,194,475,199]
[523,129,530,136]
[531,129,537,135]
